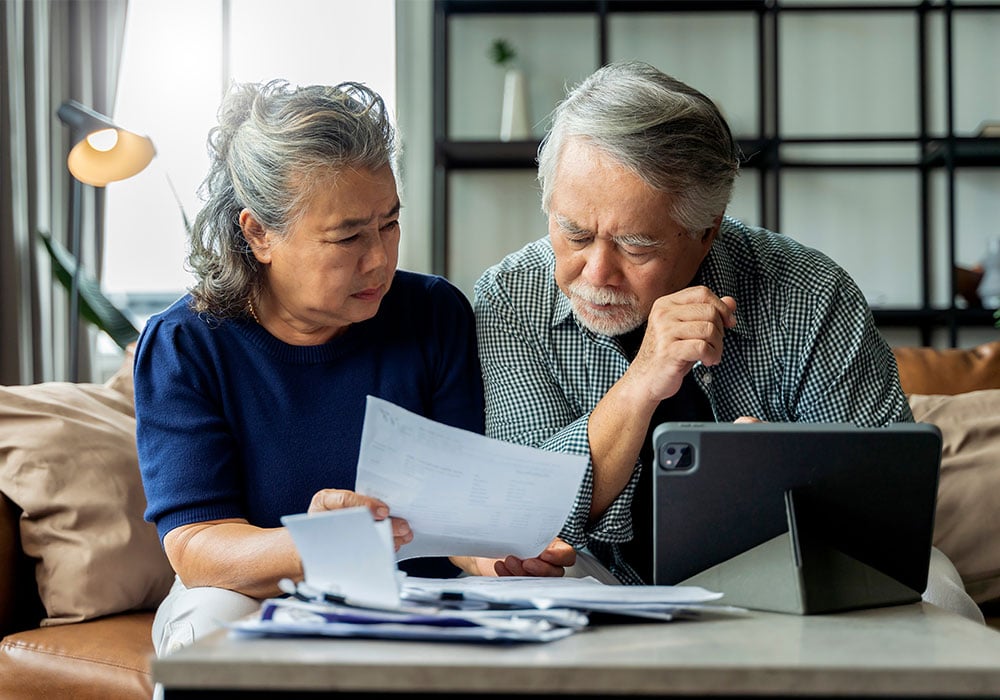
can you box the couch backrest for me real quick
[893,340,1000,395]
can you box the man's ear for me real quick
[240,209,271,263]
[701,215,723,246]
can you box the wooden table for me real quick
[154,602,1000,698]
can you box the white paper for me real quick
[401,575,725,609]
[355,396,588,561]
[281,507,401,608]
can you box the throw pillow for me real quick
[0,373,174,626]
[909,389,1000,604]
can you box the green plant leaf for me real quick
[38,229,141,350]
[489,38,516,66]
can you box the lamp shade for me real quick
[57,100,155,187]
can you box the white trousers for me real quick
[566,546,984,624]
[924,547,986,624]
[152,576,261,658]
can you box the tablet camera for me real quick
[658,442,694,472]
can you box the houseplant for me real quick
[489,38,530,141]
[39,229,140,350]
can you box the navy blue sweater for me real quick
[134,271,485,546]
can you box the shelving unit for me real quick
[432,0,1000,347]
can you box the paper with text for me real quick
[355,396,588,561]
[281,507,401,608]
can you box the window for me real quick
[99,0,395,373]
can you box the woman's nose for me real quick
[361,232,389,272]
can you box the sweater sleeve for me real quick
[133,314,246,542]
[423,276,487,436]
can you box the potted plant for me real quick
[489,38,530,141]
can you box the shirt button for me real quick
[702,372,713,385]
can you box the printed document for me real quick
[354,395,588,561]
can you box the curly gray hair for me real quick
[537,61,740,235]
[186,79,397,318]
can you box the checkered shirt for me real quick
[472,216,913,584]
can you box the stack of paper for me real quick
[228,575,727,643]
[229,594,585,643]
[401,575,727,621]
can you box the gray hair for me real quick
[537,61,740,234]
[187,79,398,318]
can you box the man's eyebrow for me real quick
[330,200,401,232]
[613,233,663,248]
[554,213,590,235]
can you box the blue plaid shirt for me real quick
[473,217,913,584]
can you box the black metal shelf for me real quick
[436,136,1000,171]
[924,138,1000,167]
[442,0,768,14]
[432,0,1000,347]
[437,138,778,170]
[436,140,539,169]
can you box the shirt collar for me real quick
[552,287,575,328]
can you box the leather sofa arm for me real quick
[894,340,1000,396]
[0,495,44,638]
[0,494,21,637]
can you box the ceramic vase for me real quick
[978,238,1000,308]
[500,68,530,141]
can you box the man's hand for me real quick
[627,286,737,403]
[451,538,577,577]
[586,287,736,520]
[308,488,413,551]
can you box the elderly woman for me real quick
[134,80,561,656]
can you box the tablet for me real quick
[651,421,942,613]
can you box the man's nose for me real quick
[581,241,621,287]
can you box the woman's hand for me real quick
[451,537,577,577]
[307,488,413,551]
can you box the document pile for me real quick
[228,397,726,643]
[230,575,724,643]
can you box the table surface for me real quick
[154,602,1000,698]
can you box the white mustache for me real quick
[568,282,636,307]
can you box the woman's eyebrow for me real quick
[329,200,402,232]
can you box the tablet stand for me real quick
[680,490,922,615]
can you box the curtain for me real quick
[1,0,128,385]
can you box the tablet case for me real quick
[651,422,942,614]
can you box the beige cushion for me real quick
[0,363,174,626]
[909,390,1000,604]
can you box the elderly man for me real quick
[472,61,982,622]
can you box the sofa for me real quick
[2,342,999,700]
[0,352,173,700]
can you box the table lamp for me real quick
[56,100,155,380]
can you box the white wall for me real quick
[395,0,434,275]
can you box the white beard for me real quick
[567,282,645,337]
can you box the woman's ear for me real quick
[240,209,272,263]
